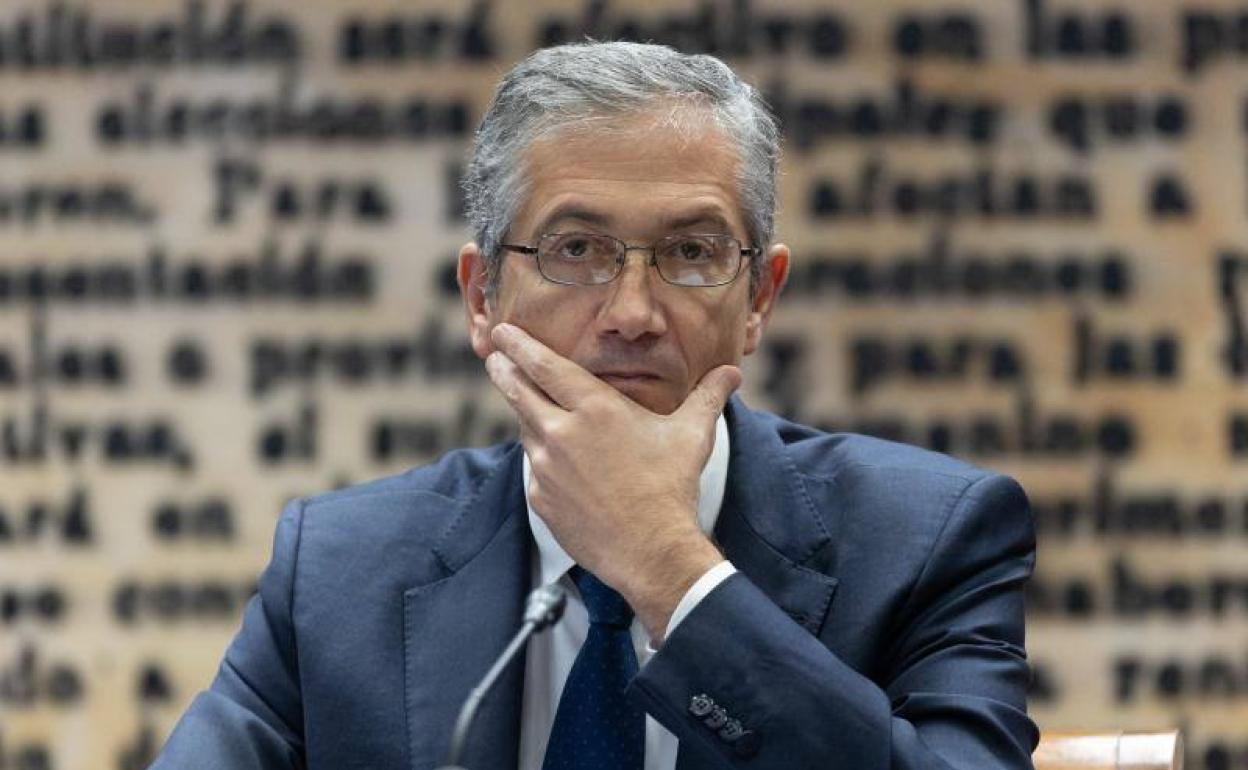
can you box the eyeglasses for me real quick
[499,232,760,287]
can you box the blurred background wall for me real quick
[1,0,1246,767]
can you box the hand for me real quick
[485,323,740,640]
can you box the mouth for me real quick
[595,372,661,385]
[590,369,677,413]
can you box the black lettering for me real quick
[1149,173,1193,217]
[1183,10,1248,75]
[1026,0,1136,60]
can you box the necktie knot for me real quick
[571,567,633,629]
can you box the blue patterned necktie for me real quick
[541,566,645,770]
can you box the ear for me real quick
[457,242,495,360]
[743,243,790,356]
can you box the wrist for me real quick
[625,529,724,642]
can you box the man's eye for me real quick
[556,237,595,260]
[671,238,714,262]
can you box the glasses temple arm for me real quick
[499,244,539,255]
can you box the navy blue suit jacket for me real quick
[151,397,1038,769]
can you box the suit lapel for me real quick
[715,397,839,635]
[676,399,840,770]
[403,444,530,770]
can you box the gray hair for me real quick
[462,41,780,295]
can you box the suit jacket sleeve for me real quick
[630,473,1038,770]
[149,498,307,770]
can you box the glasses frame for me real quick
[499,232,761,288]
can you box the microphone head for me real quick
[524,583,567,631]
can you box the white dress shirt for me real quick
[519,415,737,770]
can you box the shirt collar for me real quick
[524,413,730,587]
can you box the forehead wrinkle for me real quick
[528,185,736,230]
[525,112,740,182]
[515,124,748,241]
[537,198,741,244]
[533,203,613,235]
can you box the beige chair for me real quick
[1034,731,1183,770]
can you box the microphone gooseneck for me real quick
[440,583,568,770]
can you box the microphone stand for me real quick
[438,583,567,770]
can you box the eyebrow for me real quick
[663,209,733,232]
[534,205,613,235]
[534,205,735,236]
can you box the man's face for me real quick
[460,116,789,415]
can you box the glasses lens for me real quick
[537,233,621,285]
[655,235,741,287]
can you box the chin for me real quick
[601,378,680,415]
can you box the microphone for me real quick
[438,583,568,770]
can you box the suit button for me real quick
[718,719,744,742]
[703,706,728,730]
[688,693,714,717]
[733,730,762,758]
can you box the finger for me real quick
[485,351,564,427]
[490,323,604,409]
[675,364,742,424]
[516,415,542,457]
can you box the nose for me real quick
[597,250,667,341]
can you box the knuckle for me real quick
[703,381,723,409]
[529,356,553,382]
[527,445,548,469]
[699,386,722,411]
[545,417,569,442]
[581,392,608,416]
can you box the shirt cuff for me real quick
[649,561,737,650]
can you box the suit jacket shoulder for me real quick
[293,442,518,572]
[733,404,1032,666]
[303,441,516,513]
[753,405,995,485]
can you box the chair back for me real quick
[1034,730,1183,770]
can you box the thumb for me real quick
[678,364,742,423]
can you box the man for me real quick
[152,42,1038,770]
